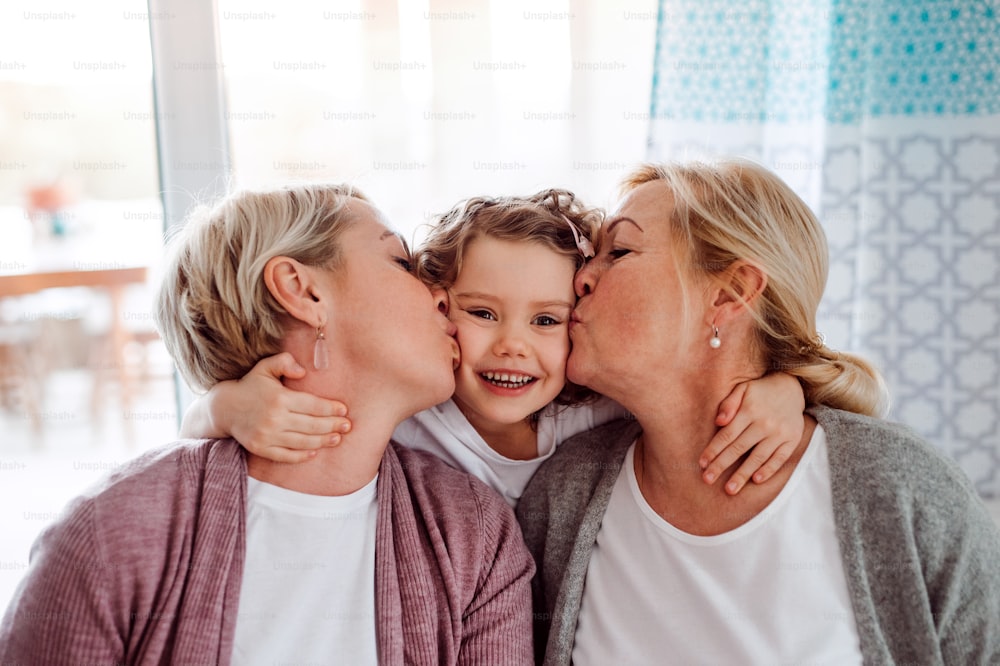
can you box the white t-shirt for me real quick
[393,396,626,506]
[231,475,379,665]
[572,426,863,665]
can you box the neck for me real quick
[631,390,723,493]
[632,398,814,536]
[621,344,767,489]
[246,400,396,496]
[246,347,405,496]
[618,349,813,535]
[614,359,730,464]
[468,412,539,461]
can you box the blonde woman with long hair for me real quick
[518,161,1000,664]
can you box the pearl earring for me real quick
[709,325,721,349]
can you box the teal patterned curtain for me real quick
[649,0,1000,496]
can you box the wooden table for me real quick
[0,266,152,434]
[0,266,148,297]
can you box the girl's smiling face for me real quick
[448,235,577,434]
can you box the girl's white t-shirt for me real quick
[572,425,863,665]
[393,397,626,506]
[231,475,379,665]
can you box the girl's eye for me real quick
[608,248,631,260]
[394,256,414,272]
[467,309,497,321]
[533,315,561,327]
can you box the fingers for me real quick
[723,444,774,495]
[700,408,755,475]
[258,446,320,465]
[236,410,351,455]
[278,432,345,451]
[252,352,306,380]
[724,435,797,495]
[287,393,348,419]
[700,417,759,484]
[748,440,795,486]
[714,382,747,427]
[702,425,799,495]
[702,372,806,494]
[252,432,349,464]
[279,413,352,440]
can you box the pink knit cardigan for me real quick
[0,439,534,664]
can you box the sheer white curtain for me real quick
[217,0,658,241]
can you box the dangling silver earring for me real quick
[313,326,330,370]
[709,325,721,349]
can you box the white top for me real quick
[572,426,863,665]
[393,396,626,506]
[232,475,379,665]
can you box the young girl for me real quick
[182,189,805,506]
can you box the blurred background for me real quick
[1,0,998,609]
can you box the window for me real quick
[0,0,174,609]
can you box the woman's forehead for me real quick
[345,202,400,240]
[604,189,674,243]
[344,197,383,226]
[612,180,673,218]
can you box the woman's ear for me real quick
[710,260,768,322]
[264,256,326,327]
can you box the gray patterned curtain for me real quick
[648,0,1000,496]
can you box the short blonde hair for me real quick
[155,184,368,392]
[620,161,888,417]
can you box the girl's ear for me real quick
[264,256,326,327]
[710,260,768,324]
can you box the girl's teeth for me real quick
[482,371,534,388]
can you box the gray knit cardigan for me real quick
[516,406,1000,665]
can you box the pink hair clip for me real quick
[562,213,595,258]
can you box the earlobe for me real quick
[264,256,325,326]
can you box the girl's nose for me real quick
[493,326,529,357]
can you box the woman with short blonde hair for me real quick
[0,184,534,664]
[157,184,363,391]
